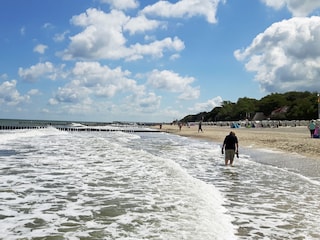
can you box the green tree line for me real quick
[181,91,319,122]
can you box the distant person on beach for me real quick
[308,120,316,138]
[222,131,239,166]
[198,121,203,132]
[314,124,319,138]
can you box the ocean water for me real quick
[0,126,319,239]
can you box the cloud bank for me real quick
[235,16,320,93]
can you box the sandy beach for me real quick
[156,124,320,160]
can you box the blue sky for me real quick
[1,0,320,122]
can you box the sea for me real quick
[0,120,320,240]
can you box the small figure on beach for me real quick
[221,131,239,166]
[198,121,203,132]
[314,124,319,138]
[178,122,182,131]
[308,120,316,138]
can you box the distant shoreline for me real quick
[155,124,320,160]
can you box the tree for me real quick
[178,91,318,122]
[235,97,258,120]
[257,93,286,116]
[218,101,237,121]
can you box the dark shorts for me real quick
[225,149,235,160]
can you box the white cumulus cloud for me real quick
[0,80,29,106]
[34,44,48,54]
[18,62,58,82]
[261,0,320,17]
[49,61,166,117]
[234,16,320,93]
[124,15,162,35]
[100,0,139,10]
[51,61,145,104]
[189,96,223,113]
[141,0,224,24]
[147,69,199,100]
[62,8,184,61]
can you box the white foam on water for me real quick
[0,129,237,239]
[151,154,237,239]
[0,127,65,145]
[1,128,320,239]
[152,133,320,239]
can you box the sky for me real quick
[1,0,320,123]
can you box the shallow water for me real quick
[0,127,319,239]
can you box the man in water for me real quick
[221,131,239,166]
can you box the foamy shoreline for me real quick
[155,124,320,160]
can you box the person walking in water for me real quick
[222,131,239,166]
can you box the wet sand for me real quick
[156,124,320,160]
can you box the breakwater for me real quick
[0,119,160,132]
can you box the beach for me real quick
[157,124,320,160]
